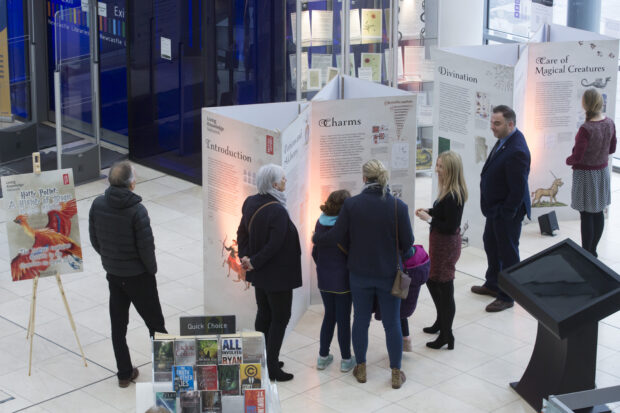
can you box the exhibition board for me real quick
[432,24,618,249]
[202,75,417,325]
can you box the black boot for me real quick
[427,281,455,350]
[426,334,454,350]
[424,280,442,334]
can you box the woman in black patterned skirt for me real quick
[415,151,467,350]
[566,88,617,257]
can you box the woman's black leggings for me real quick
[580,211,604,257]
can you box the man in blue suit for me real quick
[472,105,531,312]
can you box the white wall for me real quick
[438,0,484,47]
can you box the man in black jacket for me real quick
[89,161,167,388]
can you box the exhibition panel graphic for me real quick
[203,76,418,326]
[432,25,618,249]
[433,46,517,249]
[1,170,82,281]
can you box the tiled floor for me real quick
[0,163,619,412]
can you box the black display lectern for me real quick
[499,239,620,412]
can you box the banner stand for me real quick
[24,153,87,376]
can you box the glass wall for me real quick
[3,0,30,122]
[46,0,128,146]
[127,0,287,183]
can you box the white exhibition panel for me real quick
[432,47,516,249]
[207,101,304,133]
[432,24,618,250]
[524,36,618,222]
[203,76,419,320]
[308,93,418,303]
[202,108,286,330]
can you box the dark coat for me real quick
[89,186,157,276]
[312,186,414,279]
[480,128,531,220]
[311,216,350,293]
[237,193,302,292]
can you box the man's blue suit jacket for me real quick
[480,128,531,220]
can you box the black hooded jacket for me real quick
[89,186,157,276]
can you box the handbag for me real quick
[391,198,411,299]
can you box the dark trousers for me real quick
[254,287,292,373]
[580,211,604,257]
[401,318,409,337]
[426,280,455,337]
[483,213,523,302]
[107,272,167,379]
[319,291,352,359]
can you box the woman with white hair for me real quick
[312,160,414,389]
[237,163,302,382]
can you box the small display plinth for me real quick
[499,238,620,412]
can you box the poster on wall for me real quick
[432,46,518,248]
[310,95,418,223]
[432,25,618,249]
[1,170,82,281]
[202,102,310,330]
[524,37,618,215]
[0,0,11,119]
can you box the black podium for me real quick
[499,239,620,412]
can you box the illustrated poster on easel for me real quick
[1,169,83,281]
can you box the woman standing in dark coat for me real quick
[312,190,355,372]
[237,164,302,382]
[566,88,617,257]
[313,160,414,390]
[416,151,467,350]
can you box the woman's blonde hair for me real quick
[362,159,389,196]
[582,88,603,121]
[437,151,468,206]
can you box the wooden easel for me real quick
[26,153,88,375]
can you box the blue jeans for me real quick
[350,273,402,369]
[319,291,352,359]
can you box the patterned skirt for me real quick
[428,229,461,283]
[571,166,611,213]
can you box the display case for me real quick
[286,0,400,101]
[395,0,436,171]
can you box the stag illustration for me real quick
[221,235,250,290]
[531,172,564,206]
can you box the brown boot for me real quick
[392,368,406,389]
[352,362,366,383]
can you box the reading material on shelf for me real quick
[361,8,382,40]
[156,391,177,413]
[311,10,333,42]
[153,339,175,382]
[361,53,382,82]
[179,390,200,413]
[244,389,266,413]
[220,334,243,365]
[196,365,219,391]
[218,364,241,396]
[241,331,264,364]
[240,363,262,393]
[174,339,197,366]
[173,365,195,394]
[291,10,311,45]
[196,336,219,365]
[200,390,223,413]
